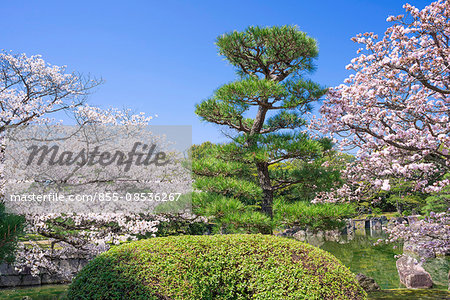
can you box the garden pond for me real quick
[0,229,449,299]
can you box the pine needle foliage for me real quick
[195,26,328,221]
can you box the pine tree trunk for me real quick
[251,104,274,226]
[256,161,273,219]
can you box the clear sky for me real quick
[0,0,431,144]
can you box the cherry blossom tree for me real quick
[0,51,198,277]
[380,211,449,259]
[311,0,450,259]
[316,0,450,195]
[0,52,101,133]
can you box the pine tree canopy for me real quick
[194,25,328,221]
[215,25,318,81]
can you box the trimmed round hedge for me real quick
[67,234,366,300]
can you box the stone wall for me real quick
[0,256,89,288]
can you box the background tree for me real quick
[316,0,450,194]
[195,26,327,220]
[0,51,172,276]
[370,178,428,215]
[0,52,101,134]
[312,0,449,257]
[422,172,450,215]
[0,51,99,266]
[278,150,353,203]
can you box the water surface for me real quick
[1,229,449,299]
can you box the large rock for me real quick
[396,255,433,289]
[324,230,341,242]
[394,217,408,225]
[407,215,420,224]
[290,229,327,247]
[292,229,306,241]
[275,226,301,238]
[355,273,380,292]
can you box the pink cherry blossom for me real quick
[313,0,450,203]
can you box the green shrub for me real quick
[274,200,356,230]
[0,202,25,263]
[68,234,366,300]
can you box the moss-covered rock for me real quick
[68,234,366,300]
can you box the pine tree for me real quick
[195,25,327,221]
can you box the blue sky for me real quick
[1,0,431,144]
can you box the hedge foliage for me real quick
[68,234,366,300]
[0,202,25,263]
